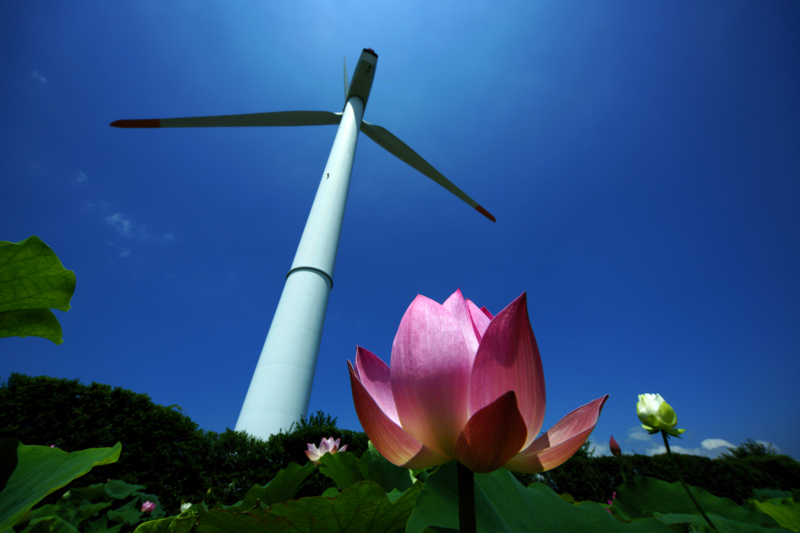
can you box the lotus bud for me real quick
[609,435,621,457]
[636,393,685,436]
[141,501,156,513]
[180,502,192,513]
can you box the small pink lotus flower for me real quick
[140,501,156,513]
[348,289,608,474]
[305,437,348,465]
[607,491,616,513]
[609,435,621,457]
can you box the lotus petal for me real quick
[443,289,480,356]
[468,293,546,449]
[355,346,400,423]
[466,299,492,341]
[348,360,450,468]
[504,395,608,473]
[391,295,472,457]
[454,391,528,473]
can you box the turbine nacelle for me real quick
[345,48,378,110]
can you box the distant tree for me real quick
[718,439,778,460]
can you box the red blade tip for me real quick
[110,119,161,128]
[476,205,496,222]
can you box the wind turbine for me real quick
[111,48,495,441]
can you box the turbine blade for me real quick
[360,121,495,222]
[110,111,343,129]
[344,57,350,103]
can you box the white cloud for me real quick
[592,442,611,457]
[645,437,741,459]
[628,426,652,442]
[646,444,717,457]
[80,200,111,213]
[702,439,733,450]
[757,440,780,453]
[77,171,88,184]
[106,212,133,236]
[118,248,131,258]
[31,70,47,85]
[104,210,174,244]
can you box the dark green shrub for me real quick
[0,373,210,512]
[197,412,369,505]
[531,449,799,505]
[718,439,778,460]
[0,374,370,511]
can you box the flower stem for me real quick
[617,458,628,484]
[457,462,477,533]
[661,431,716,530]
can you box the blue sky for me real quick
[2,1,799,461]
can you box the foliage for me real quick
[9,446,425,533]
[9,441,800,533]
[4,411,799,533]
[719,439,779,461]
[4,373,799,528]
[0,375,368,512]
[197,412,368,506]
[508,445,800,507]
[0,440,121,533]
[0,374,209,514]
[0,236,76,345]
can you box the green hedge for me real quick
[0,373,367,512]
[3,373,797,511]
[513,443,800,505]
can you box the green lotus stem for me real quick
[617,458,628,484]
[457,462,477,533]
[661,431,717,531]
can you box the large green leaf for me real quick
[614,477,781,528]
[749,499,800,532]
[0,309,64,346]
[0,236,76,344]
[195,480,421,533]
[0,441,18,495]
[106,498,143,526]
[85,516,125,533]
[223,462,316,512]
[652,511,790,533]
[407,462,674,533]
[63,480,145,503]
[752,489,793,502]
[318,452,364,490]
[104,480,146,501]
[28,500,111,528]
[0,441,121,533]
[132,516,196,533]
[358,442,416,494]
[22,516,79,533]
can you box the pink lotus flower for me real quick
[348,289,608,474]
[141,501,156,513]
[305,437,348,465]
[607,491,616,513]
[610,435,621,457]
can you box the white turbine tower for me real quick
[111,49,495,441]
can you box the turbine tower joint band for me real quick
[286,266,334,288]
